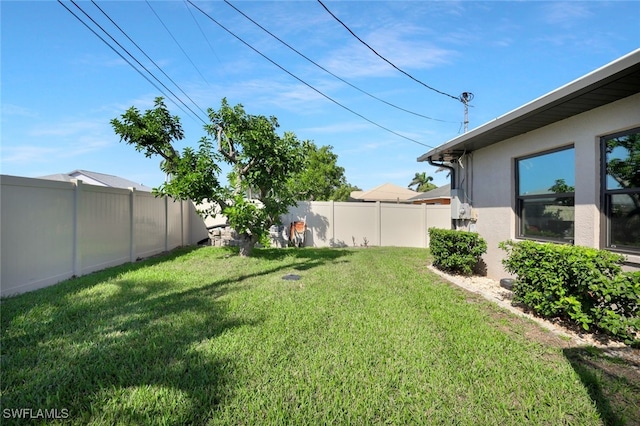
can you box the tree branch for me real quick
[216,127,236,163]
[240,157,257,176]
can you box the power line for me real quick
[183,0,223,67]
[224,0,457,124]
[317,0,461,102]
[63,0,206,124]
[145,0,210,86]
[58,0,205,124]
[187,0,434,149]
[91,0,209,120]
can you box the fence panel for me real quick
[0,175,207,297]
[425,205,451,246]
[0,176,76,295]
[281,201,451,248]
[284,201,335,247]
[77,182,131,275]
[167,199,184,249]
[133,191,167,259]
[333,202,378,247]
[380,203,426,247]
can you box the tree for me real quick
[286,141,359,202]
[331,184,362,202]
[287,141,344,201]
[408,172,436,192]
[548,178,575,194]
[548,178,574,206]
[606,133,640,190]
[605,132,640,245]
[111,97,304,256]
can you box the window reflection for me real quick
[517,147,575,243]
[603,129,640,252]
[605,132,640,190]
[609,194,640,249]
[519,148,575,196]
[521,197,574,241]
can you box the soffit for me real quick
[418,51,640,162]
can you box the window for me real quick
[602,128,640,253]
[516,147,575,243]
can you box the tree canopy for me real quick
[548,178,575,194]
[408,172,437,192]
[606,132,640,190]
[111,97,304,256]
[286,141,358,202]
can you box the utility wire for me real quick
[224,0,457,124]
[91,0,209,120]
[183,0,223,67]
[317,0,460,102]
[145,0,210,86]
[58,0,205,124]
[187,0,434,149]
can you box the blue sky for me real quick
[2,1,639,191]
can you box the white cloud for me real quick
[300,121,372,135]
[29,119,107,138]
[1,116,117,168]
[321,26,457,79]
[541,2,593,25]
[1,104,38,118]
[0,145,60,164]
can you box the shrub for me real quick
[500,240,639,345]
[428,228,487,276]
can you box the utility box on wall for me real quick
[450,189,472,219]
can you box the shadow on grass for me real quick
[251,246,354,262]
[564,347,640,426]
[1,245,354,424]
[1,246,242,424]
[0,245,207,303]
[211,246,353,278]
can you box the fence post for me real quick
[164,196,169,252]
[71,179,82,277]
[375,201,381,246]
[422,203,427,248]
[180,199,185,247]
[129,187,136,262]
[329,200,335,244]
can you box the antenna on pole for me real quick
[460,92,474,133]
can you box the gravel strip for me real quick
[427,265,639,365]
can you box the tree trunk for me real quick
[238,233,258,257]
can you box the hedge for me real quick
[428,228,487,276]
[500,240,639,345]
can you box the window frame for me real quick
[600,127,640,255]
[515,145,575,244]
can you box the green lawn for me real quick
[1,246,637,425]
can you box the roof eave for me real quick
[417,48,640,162]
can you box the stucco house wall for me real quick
[418,49,640,280]
[467,93,640,279]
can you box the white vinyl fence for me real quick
[281,201,451,248]
[1,176,452,297]
[0,175,209,297]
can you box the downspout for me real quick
[428,156,459,231]
[427,156,456,189]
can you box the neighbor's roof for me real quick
[418,49,640,162]
[40,170,153,192]
[350,183,418,202]
[408,184,451,202]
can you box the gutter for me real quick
[427,156,456,190]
